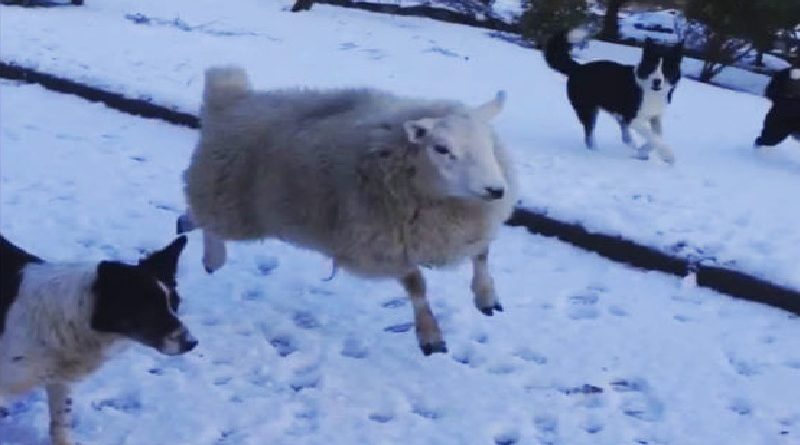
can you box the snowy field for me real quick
[2,79,800,445]
[2,0,798,289]
[1,1,800,444]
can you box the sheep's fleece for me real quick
[184,67,517,278]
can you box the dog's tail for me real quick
[202,66,251,113]
[544,29,586,76]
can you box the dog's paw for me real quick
[633,148,650,160]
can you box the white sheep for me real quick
[178,66,517,355]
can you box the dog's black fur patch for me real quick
[0,235,43,335]
[756,67,800,146]
[545,31,682,145]
[90,236,187,349]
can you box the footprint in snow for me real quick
[565,290,601,320]
[411,403,441,420]
[269,334,298,357]
[241,288,263,301]
[728,398,752,416]
[292,311,320,330]
[494,430,520,445]
[340,337,368,359]
[381,297,406,308]
[513,348,548,365]
[91,394,142,413]
[254,255,279,276]
[533,415,558,444]
[610,378,664,422]
[289,369,320,392]
[383,321,414,333]
[368,412,393,424]
[726,353,763,377]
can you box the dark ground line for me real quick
[2,60,798,317]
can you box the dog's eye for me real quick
[433,144,450,155]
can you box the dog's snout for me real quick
[181,335,199,353]
[484,186,505,200]
[652,79,662,89]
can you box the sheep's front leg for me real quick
[46,383,73,445]
[472,249,503,316]
[202,229,227,274]
[401,270,446,356]
[176,209,197,234]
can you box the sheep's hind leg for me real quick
[202,230,227,274]
[46,383,73,445]
[401,269,446,356]
[471,249,503,316]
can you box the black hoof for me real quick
[176,215,196,235]
[479,303,503,316]
[420,341,447,356]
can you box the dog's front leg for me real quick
[630,118,674,164]
[650,116,663,136]
[46,383,74,445]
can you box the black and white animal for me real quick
[755,60,800,148]
[178,66,516,356]
[0,235,196,445]
[545,29,683,163]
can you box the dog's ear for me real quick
[139,235,187,284]
[672,40,684,58]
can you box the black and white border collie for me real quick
[545,29,683,164]
[755,60,800,148]
[0,234,196,445]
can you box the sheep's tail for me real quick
[202,66,251,112]
[544,29,585,76]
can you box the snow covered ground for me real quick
[2,79,800,445]
[1,2,800,443]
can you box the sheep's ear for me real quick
[403,118,437,143]
[473,90,506,121]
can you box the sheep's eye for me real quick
[433,144,450,155]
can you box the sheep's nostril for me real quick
[484,187,505,200]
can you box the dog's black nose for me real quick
[484,186,505,200]
[181,337,199,353]
[652,79,663,89]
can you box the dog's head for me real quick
[91,236,197,356]
[636,38,683,93]
[403,91,509,202]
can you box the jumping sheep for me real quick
[178,66,517,355]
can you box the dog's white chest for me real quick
[638,89,668,119]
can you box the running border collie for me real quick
[545,30,683,164]
[755,61,800,148]
[0,235,196,445]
